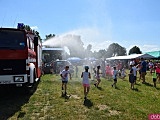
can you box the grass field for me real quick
[1,68,160,120]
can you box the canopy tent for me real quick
[67,57,82,65]
[146,51,160,58]
[106,53,155,60]
[67,57,82,61]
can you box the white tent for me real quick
[106,53,155,60]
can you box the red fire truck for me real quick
[0,23,42,91]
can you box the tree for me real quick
[24,25,42,40]
[128,46,142,55]
[85,44,92,58]
[97,49,107,58]
[106,43,127,57]
[45,34,55,40]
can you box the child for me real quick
[106,64,112,80]
[94,66,101,87]
[81,66,91,100]
[152,67,157,87]
[92,67,96,81]
[112,66,118,88]
[132,64,137,84]
[60,66,71,96]
[136,63,142,81]
[121,66,127,79]
[129,68,134,89]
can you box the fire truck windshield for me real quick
[0,29,26,50]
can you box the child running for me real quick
[94,66,101,87]
[81,66,91,100]
[60,66,72,96]
[112,66,118,88]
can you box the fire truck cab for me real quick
[0,23,42,91]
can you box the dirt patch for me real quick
[71,94,81,99]
[97,105,110,110]
[97,105,121,116]
[108,110,121,116]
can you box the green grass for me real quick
[5,69,160,120]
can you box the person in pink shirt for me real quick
[105,64,112,80]
[156,63,160,82]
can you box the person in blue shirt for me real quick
[140,57,147,83]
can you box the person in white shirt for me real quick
[129,59,135,66]
[81,66,91,100]
[121,66,127,79]
[60,66,71,96]
[148,60,154,74]
[132,65,137,84]
[112,66,118,88]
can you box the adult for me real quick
[140,58,147,83]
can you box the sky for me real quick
[1,0,160,53]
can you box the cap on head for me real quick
[65,66,69,68]
[85,66,89,69]
[113,66,116,69]
[97,65,100,69]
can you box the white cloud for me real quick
[31,26,38,30]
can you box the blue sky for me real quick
[1,0,160,53]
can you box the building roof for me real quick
[146,51,160,58]
[106,53,155,60]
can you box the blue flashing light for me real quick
[17,23,24,29]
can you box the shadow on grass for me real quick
[0,86,37,120]
[97,87,104,91]
[61,92,71,100]
[115,86,120,90]
[132,88,140,92]
[83,98,93,108]
[135,83,141,86]
[156,87,160,90]
[143,82,153,87]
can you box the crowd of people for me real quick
[59,58,160,99]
